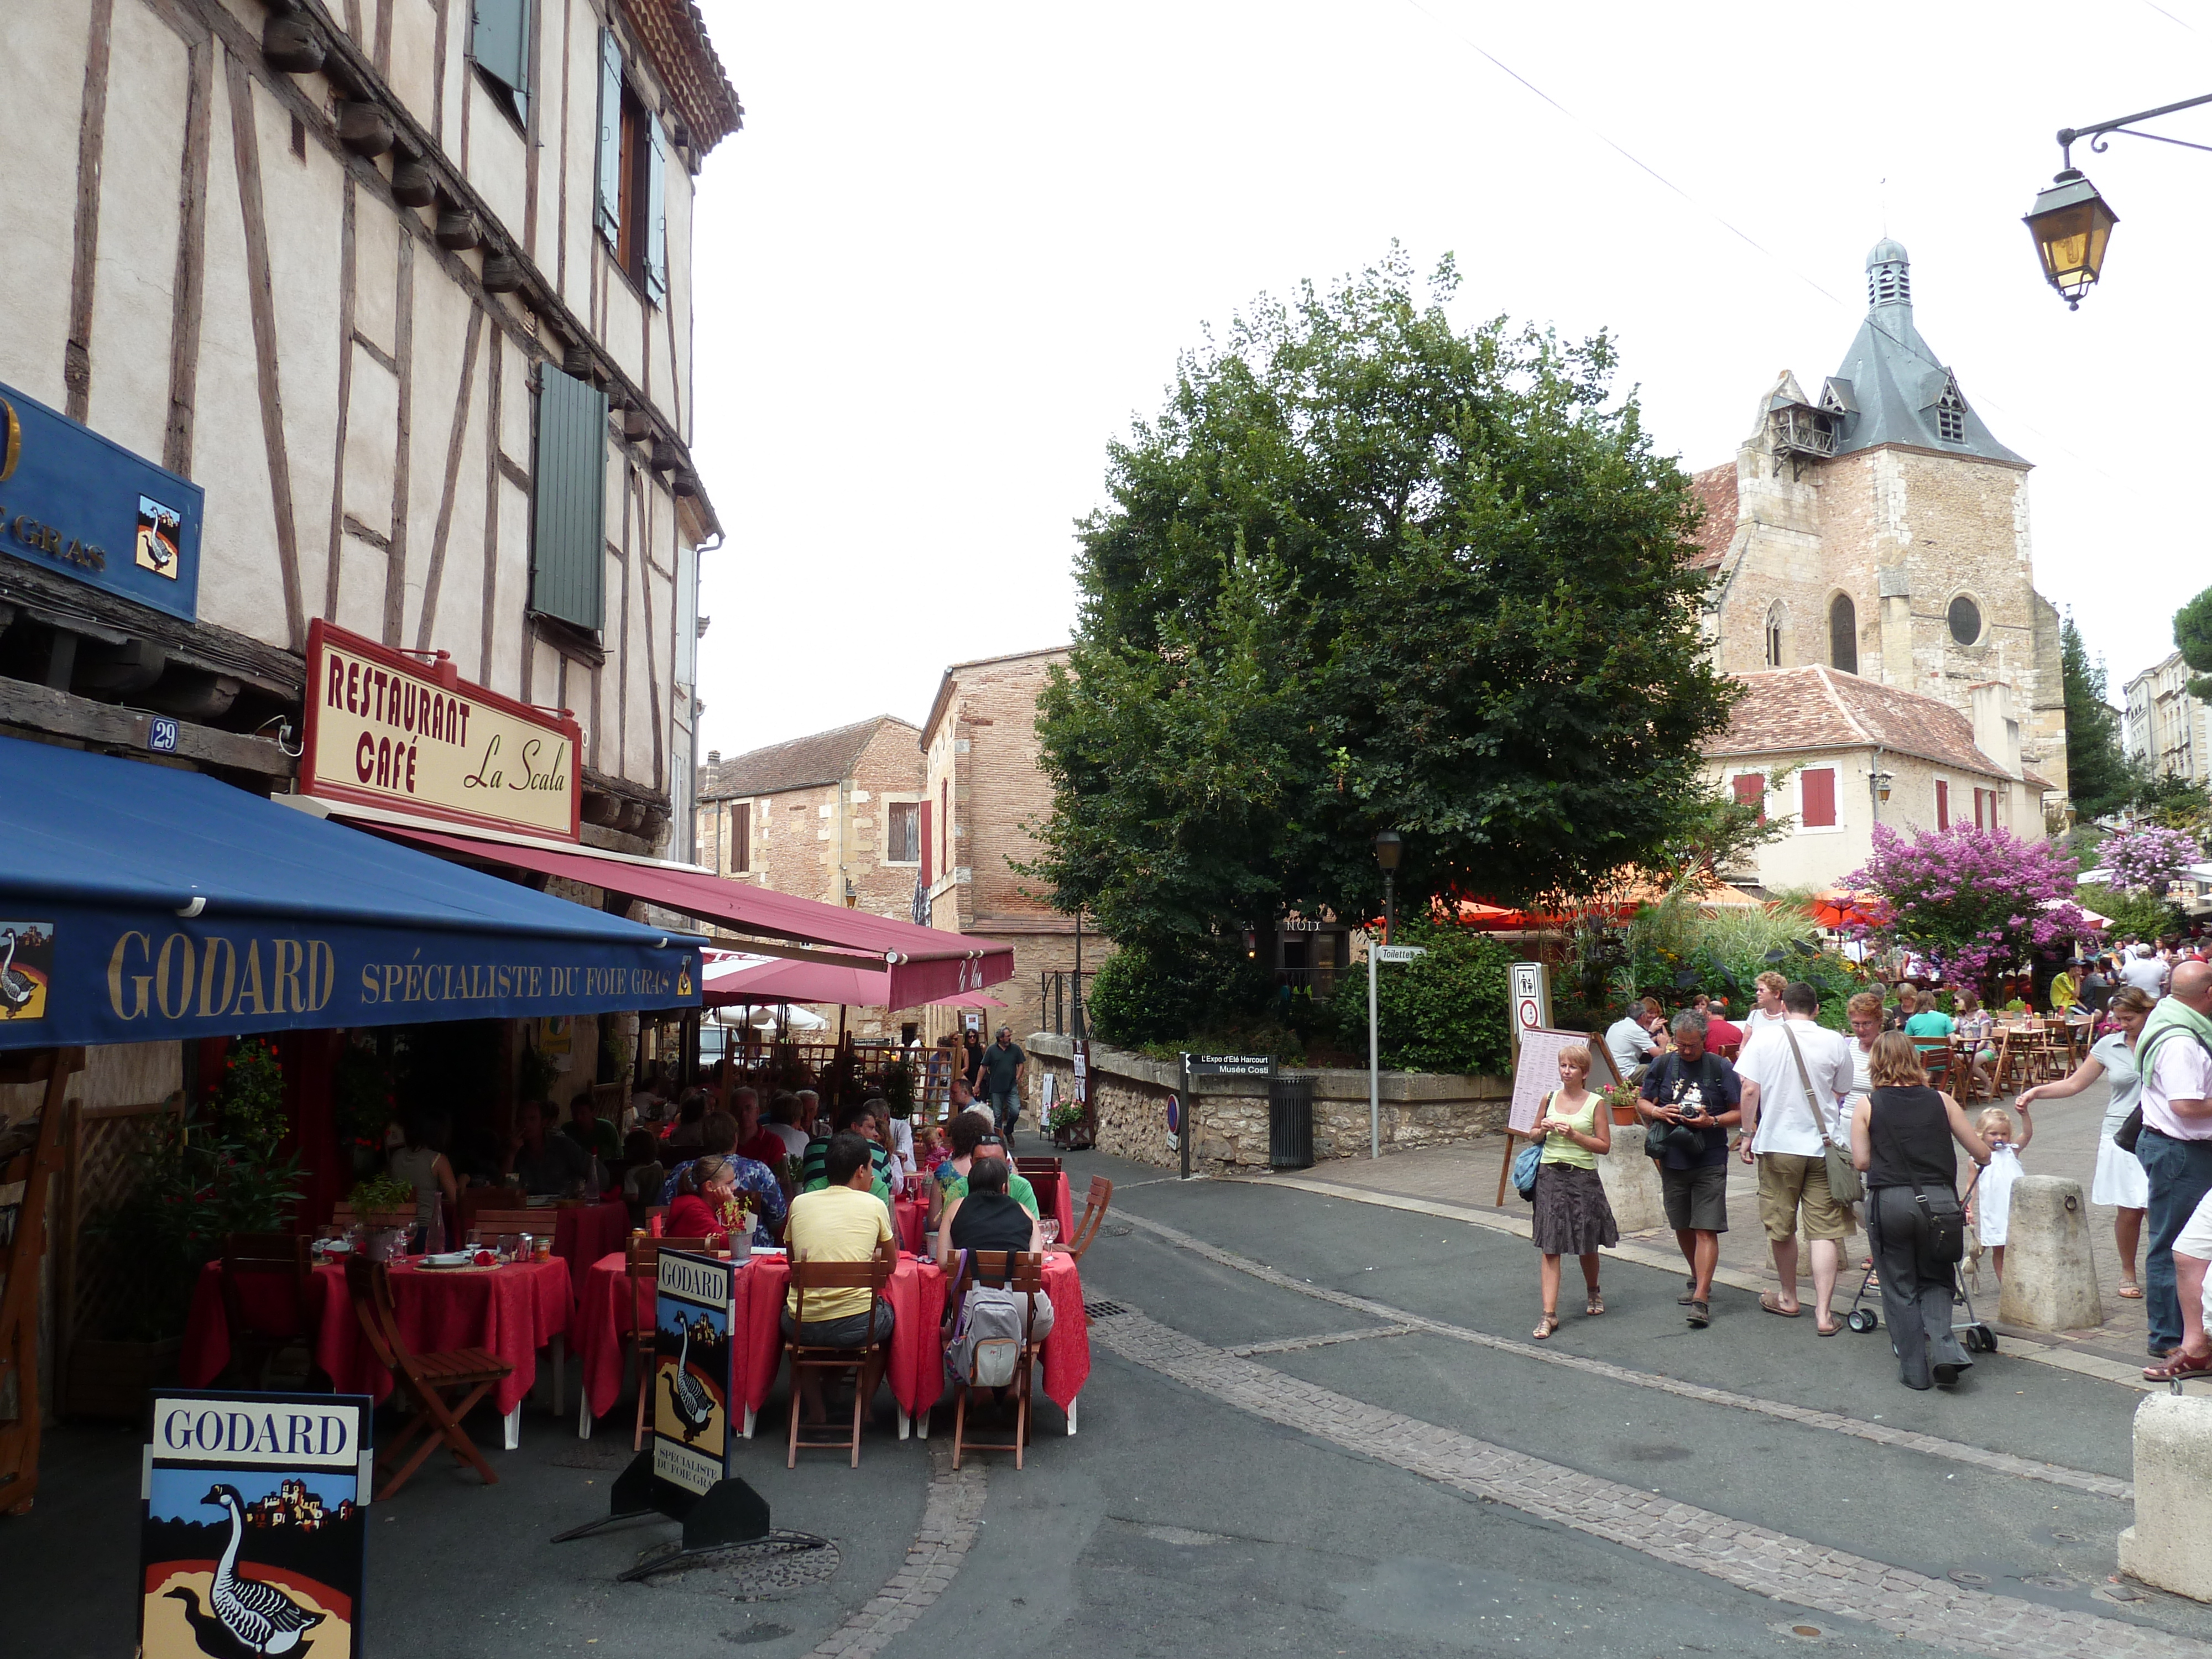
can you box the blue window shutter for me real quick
[644,112,669,304]
[471,0,530,111]
[531,367,607,632]
[594,29,623,248]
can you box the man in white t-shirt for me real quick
[1740,972,1788,1041]
[1606,1001,1660,1084]
[2121,945,2172,999]
[2138,961,2212,1371]
[1735,980,1860,1333]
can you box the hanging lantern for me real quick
[2024,169,2119,309]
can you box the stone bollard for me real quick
[2118,1395,2212,1602]
[1995,1175,2103,1332]
[1597,1123,1668,1233]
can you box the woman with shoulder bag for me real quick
[2015,986,2154,1299]
[1849,1032,1991,1390]
[1530,1045,1618,1340]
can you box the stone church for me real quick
[1689,238,2069,807]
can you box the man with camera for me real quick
[1639,1008,1743,1329]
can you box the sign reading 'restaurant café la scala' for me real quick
[300,618,581,841]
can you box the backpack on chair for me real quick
[945,1250,1026,1389]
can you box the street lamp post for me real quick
[2025,91,2212,307]
[1367,830,1404,1162]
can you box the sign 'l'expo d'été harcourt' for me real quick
[300,618,581,840]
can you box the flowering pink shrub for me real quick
[1847,823,2092,998]
[2101,826,2205,896]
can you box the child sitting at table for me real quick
[912,1118,947,1176]
[1968,1105,2032,1280]
[665,1155,749,1248]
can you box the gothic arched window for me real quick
[1829,593,1858,675]
[1765,602,1786,669]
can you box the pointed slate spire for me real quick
[1826,239,2025,466]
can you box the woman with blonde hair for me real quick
[2017,985,2157,1297]
[1850,1032,1991,1390]
[1528,1044,1616,1340]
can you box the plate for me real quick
[423,1252,472,1267]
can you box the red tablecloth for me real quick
[891,1197,926,1254]
[575,1249,1091,1423]
[554,1201,632,1302]
[180,1257,571,1416]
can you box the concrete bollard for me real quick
[1598,1124,1668,1233]
[1995,1175,2103,1332]
[2118,1395,2212,1602]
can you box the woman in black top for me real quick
[1850,1032,1991,1390]
[936,1157,1055,1384]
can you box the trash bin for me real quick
[1268,1073,1314,1170]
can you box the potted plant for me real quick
[1599,1081,1642,1127]
[346,1172,418,1260]
[1048,1100,1090,1150]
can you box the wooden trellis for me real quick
[60,1098,180,1365]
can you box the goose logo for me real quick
[0,397,18,483]
[135,495,183,578]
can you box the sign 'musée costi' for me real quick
[0,737,700,1050]
[0,378,202,622]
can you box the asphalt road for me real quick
[10,1145,2209,1659]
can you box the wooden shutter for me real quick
[530,366,607,630]
[643,112,669,304]
[920,800,932,878]
[734,803,750,873]
[472,0,530,106]
[1801,768,1836,828]
[940,779,950,872]
[1731,773,1765,821]
[1934,779,1949,831]
[594,29,623,247]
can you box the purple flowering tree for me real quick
[2101,826,2205,896]
[1847,823,2093,1000]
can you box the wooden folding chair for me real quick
[783,1249,894,1469]
[343,1257,510,1499]
[624,1235,713,1450]
[1067,1175,1114,1262]
[218,1233,315,1387]
[945,1249,1046,1470]
[1912,1040,1952,1094]
[1014,1156,1063,1177]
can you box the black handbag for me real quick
[2114,1104,2145,1155]
[1908,1177,1966,1265]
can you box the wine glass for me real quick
[1040,1219,1061,1249]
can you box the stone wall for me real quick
[1025,1033,1509,1173]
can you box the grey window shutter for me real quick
[471,0,530,108]
[644,112,669,304]
[594,29,623,247]
[531,367,607,632]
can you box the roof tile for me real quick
[1686,463,1737,570]
[700,714,918,799]
[1705,667,2018,781]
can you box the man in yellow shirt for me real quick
[784,1133,895,1425]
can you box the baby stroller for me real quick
[1841,1162,1998,1354]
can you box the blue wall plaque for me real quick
[0,380,202,623]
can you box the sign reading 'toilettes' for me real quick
[300,618,581,840]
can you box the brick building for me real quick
[919,646,1100,1043]
[694,714,925,911]
[2123,650,2210,787]
[1690,239,2069,813]
[1705,667,2055,891]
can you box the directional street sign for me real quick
[1374,945,1428,964]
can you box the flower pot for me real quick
[67,1335,181,1420]
[1610,1105,1640,1126]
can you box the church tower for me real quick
[1691,239,2069,804]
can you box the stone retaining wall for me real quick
[1025,1032,1509,1173]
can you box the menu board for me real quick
[1509,1028,1621,1134]
[652,1250,736,1498]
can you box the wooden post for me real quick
[0,1047,86,1515]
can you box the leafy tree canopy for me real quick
[2177,583,2212,701]
[1030,250,1739,956]
[2060,614,2134,820]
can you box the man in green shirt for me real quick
[1902,999,1955,1039]
[802,1100,893,1202]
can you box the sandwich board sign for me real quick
[652,1249,736,1500]
[139,1390,372,1659]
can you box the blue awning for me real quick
[0,737,701,1050]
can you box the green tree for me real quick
[2176,583,2212,701]
[2060,614,2133,819]
[1030,250,1739,969]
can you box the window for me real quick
[1731,773,1766,822]
[886,801,920,863]
[1974,787,1996,830]
[731,802,750,873]
[1828,593,1857,675]
[940,779,950,874]
[1947,594,1983,646]
[530,364,607,630]
[595,30,668,303]
[471,0,531,124]
[1801,768,1837,828]
[1764,602,1785,668]
[1935,378,1968,444]
[1934,779,1949,831]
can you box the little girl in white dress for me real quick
[1971,1104,2033,1279]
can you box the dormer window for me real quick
[1936,378,1968,444]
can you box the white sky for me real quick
[687,0,2211,761]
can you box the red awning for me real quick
[702,955,1014,1011]
[374,824,1013,1007]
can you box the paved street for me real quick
[12,1136,2212,1659]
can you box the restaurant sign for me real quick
[139,1390,372,1659]
[653,1250,737,1497]
[0,378,202,623]
[301,618,581,839]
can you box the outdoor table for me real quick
[573,1246,1091,1439]
[180,1255,572,1449]
[891,1195,927,1254]
[552,1198,632,1301]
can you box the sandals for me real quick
[1760,1292,1803,1318]
[1585,1290,1605,1317]
[1534,1313,1561,1341]
[1686,1300,1710,1328]
[2119,1281,2145,1300]
[2144,1349,2212,1383]
[1677,1277,1698,1307]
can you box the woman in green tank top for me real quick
[1530,1045,1619,1339]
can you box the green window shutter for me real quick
[471,0,530,110]
[594,28,623,248]
[644,112,669,304]
[531,367,607,632]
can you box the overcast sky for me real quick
[687,0,2208,762]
